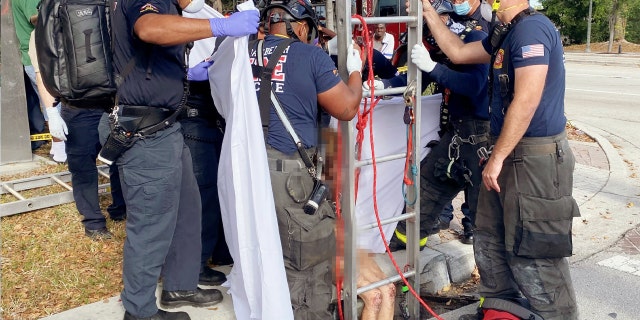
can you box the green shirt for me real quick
[11,0,40,66]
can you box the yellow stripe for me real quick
[394,229,428,247]
[30,133,52,141]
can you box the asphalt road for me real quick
[564,58,640,320]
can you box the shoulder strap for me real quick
[255,38,294,128]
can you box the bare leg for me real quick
[357,250,395,320]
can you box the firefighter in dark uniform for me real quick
[110,0,258,318]
[412,0,580,318]
[384,0,490,250]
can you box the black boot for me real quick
[461,222,474,245]
[198,266,227,286]
[123,310,190,320]
[160,287,223,309]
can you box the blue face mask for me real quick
[453,1,472,15]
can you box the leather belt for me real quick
[268,158,305,173]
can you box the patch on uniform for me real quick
[333,69,338,76]
[475,25,483,30]
[139,3,159,13]
[493,48,504,69]
[521,44,544,59]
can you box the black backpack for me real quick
[35,0,116,109]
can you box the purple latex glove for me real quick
[209,10,259,37]
[188,60,214,81]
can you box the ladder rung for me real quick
[359,212,416,231]
[356,269,416,295]
[97,168,110,179]
[50,175,73,191]
[363,86,407,98]
[351,16,418,26]
[356,152,407,168]
[1,183,26,201]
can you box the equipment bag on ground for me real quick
[35,0,116,109]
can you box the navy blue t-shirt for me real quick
[112,0,186,109]
[250,35,342,154]
[429,28,489,121]
[482,12,566,137]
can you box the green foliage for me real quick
[541,0,639,44]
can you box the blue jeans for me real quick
[23,66,46,150]
[180,117,225,268]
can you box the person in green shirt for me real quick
[11,0,46,150]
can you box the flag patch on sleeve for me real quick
[521,44,544,59]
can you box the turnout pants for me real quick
[267,147,335,320]
[474,131,580,320]
[118,123,202,318]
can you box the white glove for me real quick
[411,43,437,73]
[362,80,385,91]
[347,41,363,76]
[46,107,68,141]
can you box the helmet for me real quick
[261,0,319,42]
[431,0,454,14]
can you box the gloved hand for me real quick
[46,106,68,141]
[411,43,437,73]
[188,60,214,81]
[347,41,363,76]
[362,79,385,91]
[209,10,259,37]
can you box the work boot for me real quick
[123,310,190,320]
[460,222,474,245]
[198,266,227,286]
[85,227,113,240]
[160,288,223,309]
[388,230,427,252]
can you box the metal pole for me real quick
[586,0,593,53]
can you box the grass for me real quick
[1,144,127,319]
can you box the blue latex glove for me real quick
[209,10,259,37]
[188,60,214,81]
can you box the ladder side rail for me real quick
[0,192,75,217]
[336,2,359,320]
[405,0,423,317]
[0,172,72,194]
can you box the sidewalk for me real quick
[36,120,620,319]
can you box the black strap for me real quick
[488,8,537,113]
[253,38,295,129]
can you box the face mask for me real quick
[182,0,204,13]
[480,0,493,21]
[453,1,471,16]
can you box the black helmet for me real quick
[431,0,454,14]
[261,0,319,42]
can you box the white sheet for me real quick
[353,95,442,253]
[207,2,294,319]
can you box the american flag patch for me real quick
[521,44,544,59]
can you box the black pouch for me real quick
[97,127,137,165]
[282,201,336,271]
[514,194,580,259]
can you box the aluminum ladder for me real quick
[335,1,425,319]
[0,165,112,217]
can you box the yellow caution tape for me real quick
[30,133,52,141]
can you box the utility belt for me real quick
[266,146,317,173]
[180,104,223,122]
[117,105,174,133]
[507,130,567,162]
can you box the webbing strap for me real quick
[254,38,295,129]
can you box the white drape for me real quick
[205,3,294,320]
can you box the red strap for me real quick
[483,309,522,320]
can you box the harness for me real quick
[488,7,538,115]
[249,38,319,179]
